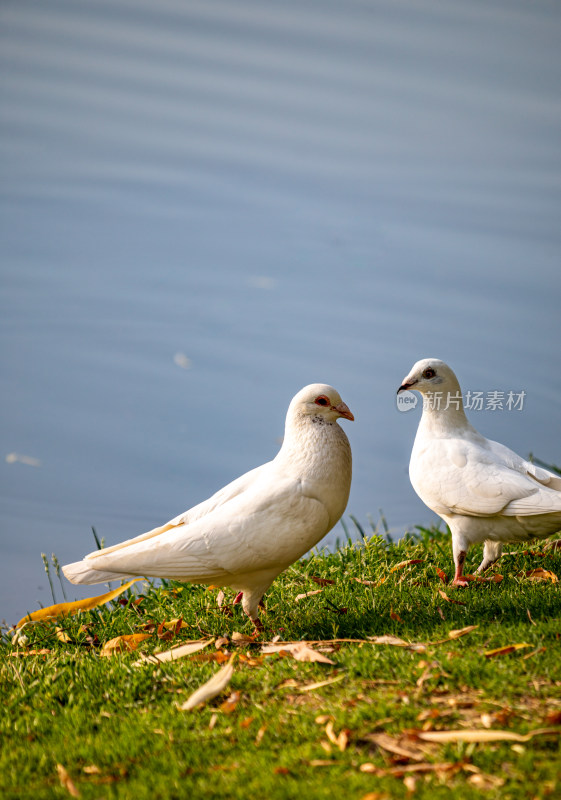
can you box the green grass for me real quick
[2,524,560,800]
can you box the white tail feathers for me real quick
[62,559,137,585]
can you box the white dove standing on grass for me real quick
[63,384,353,628]
[397,358,561,585]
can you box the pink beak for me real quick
[333,401,354,421]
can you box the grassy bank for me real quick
[2,525,560,799]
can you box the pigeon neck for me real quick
[417,384,472,436]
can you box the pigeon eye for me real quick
[314,395,330,407]
[423,368,436,379]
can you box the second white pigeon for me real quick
[397,358,561,585]
[63,383,353,626]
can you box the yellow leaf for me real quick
[56,764,80,798]
[15,579,140,628]
[162,618,188,630]
[295,589,323,601]
[484,643,532,658]
[179,655,236,710]
[391,559,424,572]
[523,568,558,583]
[299,675,345,692]
[418,728,561,744]
[447,625,478,640]
[100,633,152,657]
[134,638,214,666]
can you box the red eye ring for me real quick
[314,395,330,407]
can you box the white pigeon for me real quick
[397,358,561,585]
[63,384,353,626]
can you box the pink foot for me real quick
[233,591,243,604]
[452,578,469,588]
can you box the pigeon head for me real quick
[397,358,461,396]
[289,383,354,423]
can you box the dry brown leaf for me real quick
[484,643,532,658]
[325,720,350,752]
[353,577,377,586]
[56,764,80,798]
[15,579,140,628]
[437,590,466,606]
[365,733,426,761]
[390,610,403,622]
[231,631,257,646]
[220,691,241,714]
[447,625,478,640]
[134,637,214,666]
[295,589,323,602]
[403,775,417,792]
[391,559,425,572]
[309,760,338,767]
[179,655,235,711]
[468,774,505,790]
[82,765,101,775]
[162,617,188,631]
[254,725,267,746]
[310,576,335,586]
[261,641,335,663]
[418,727,561,744]
[10,648,51,657]
[215,636,229,649]
[292,643,335,665]
[100,634,151,657]
[522,568,558,583]
[436,568,448,584]
[299,675,345,692]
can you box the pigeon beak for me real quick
[397,379,418,394]
[333,402,354,421]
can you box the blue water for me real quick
[2,0,561,626]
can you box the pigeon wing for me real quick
[80,475,330,581]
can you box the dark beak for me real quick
[397,380,418,394]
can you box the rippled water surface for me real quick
[2,0,561,624]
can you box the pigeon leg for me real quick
[451,534,469,587]
[233,591,243,604]
[476,540,502,573]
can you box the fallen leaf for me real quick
[437,590,465,606]
[521,568,558,583]
[56,764,80,798]
[215,636,229,649]
[134,638,214,666]
[468,774,505,790]
[100,633,151,657]
[15,579,140,628]
[274,766,290,775]
[299,675,345,692]
[309,760,338,767]
[295,589,323,602]
[10,648,51,657]
[417,727,561,744]
[55,627,73,643]
[447,625,478,640]
[403,775,417,792]
[310,576,335,586]
[261,641,335,663]
[436,568,448,584]
[325,720,350,751]
[179,655,235,710]
[364,733,425,761]
[391,559,425,572]
[353,578,377,586]
[220,691,241,714]
[484,643,532,658]
[82,765,101,775]
[390,610,403,622]
[231,631,256,646]
[254,725,266,746]
[292,643,335,665]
